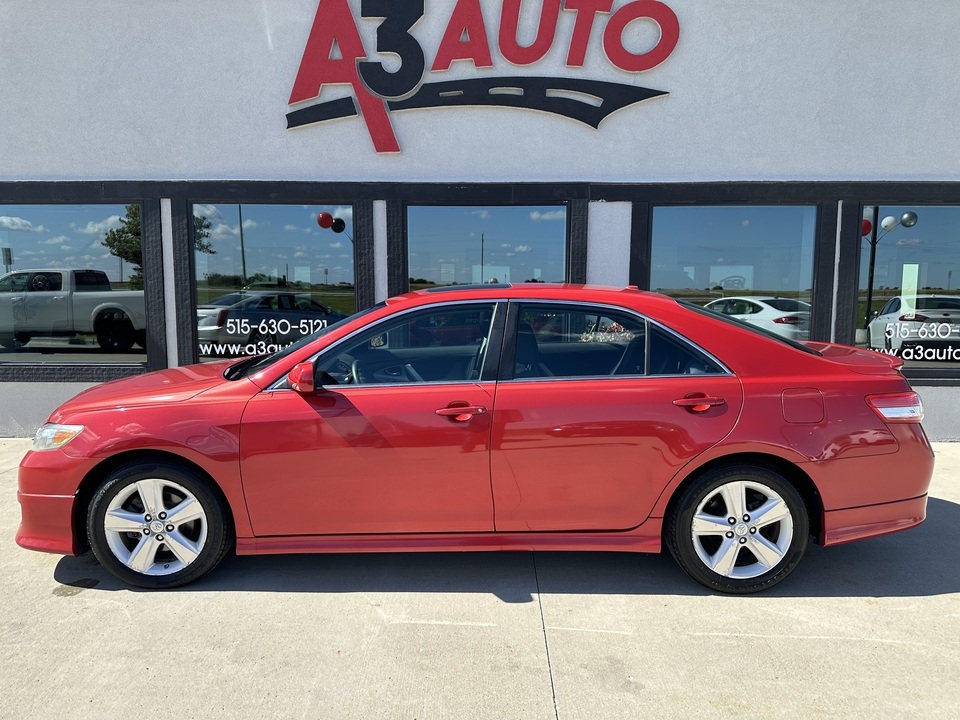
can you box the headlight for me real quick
[33,423,84,451]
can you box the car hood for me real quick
[52,360,240,416]
[801,342,904,374]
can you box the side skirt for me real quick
[236,520,663,556]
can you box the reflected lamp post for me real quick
[863,209,919,328]
[238,205,247,285]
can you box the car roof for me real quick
[387,283,672,309]
[2,268,101,273]
[387,283,652,303]
[889,294,960,300]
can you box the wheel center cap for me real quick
[734,524,749,537]
[149,520,165,534]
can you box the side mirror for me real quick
[288,362,316,395]
[288,362,340,395]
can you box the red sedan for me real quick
[16,285,934,593]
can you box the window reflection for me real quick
[0,204,149,362]
[650,206,816,309]
[316,303,496,384]
[513,303,723,379]
[858,205,960,367]
[407,206,567,287]
[193,204,356,359]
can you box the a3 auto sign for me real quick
[287,0,680,152]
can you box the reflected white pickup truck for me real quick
[0,269,146,351]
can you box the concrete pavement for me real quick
[2,437,959,720]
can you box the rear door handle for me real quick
[673,395,726,413]
[436,405,487,422]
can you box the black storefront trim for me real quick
[2,180,960,385]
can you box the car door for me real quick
[490,302,743,532]
[0,272,29,340]
[0,273,28,352]
[23,271,69,332]
[239,301,501,536]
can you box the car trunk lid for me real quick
[801,341,904,375]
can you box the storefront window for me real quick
[857,205,960,367]
[194,203,355,359]
[407,206,567,287]
[650,205,816,339]
[0,204,150,362]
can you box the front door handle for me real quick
[436,405,487,422]
[673,394,726,413]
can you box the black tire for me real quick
[134,329,147,350]
[86,461,232,589]
[665,464,809,594]
[95,311,135,352]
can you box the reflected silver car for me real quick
[198,292,347,355]
[868,294,960,355]
[704,296,810,340]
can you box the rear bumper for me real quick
[822,494,927,546]
[16,490,78,555]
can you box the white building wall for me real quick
[1,0,958,183]
[586,202,632,287]
[3,1,960,439]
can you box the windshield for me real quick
[225,303,385,380]
[679,300,821,356]
[203,293,247,307]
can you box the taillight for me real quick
[899,313,929,322]
[215,309,229,328]
[866,392,924,423]
[773,315,804,325]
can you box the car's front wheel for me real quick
[666,464,809,594]
[87,461,232,589]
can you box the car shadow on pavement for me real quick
[53,497,960,600]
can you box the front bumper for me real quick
[16,490,78,555]
[16,448,98,557]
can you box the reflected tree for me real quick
[103,204,214,289]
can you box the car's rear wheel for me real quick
[666,464,809,594]
[87,461,232,589]
[95,311,135,352]
[248,328,276,352]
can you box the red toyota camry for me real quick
[16,285,934,593]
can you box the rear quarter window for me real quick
[680,300,821,356]
[765,298,809,312]
[75,271,112,291]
